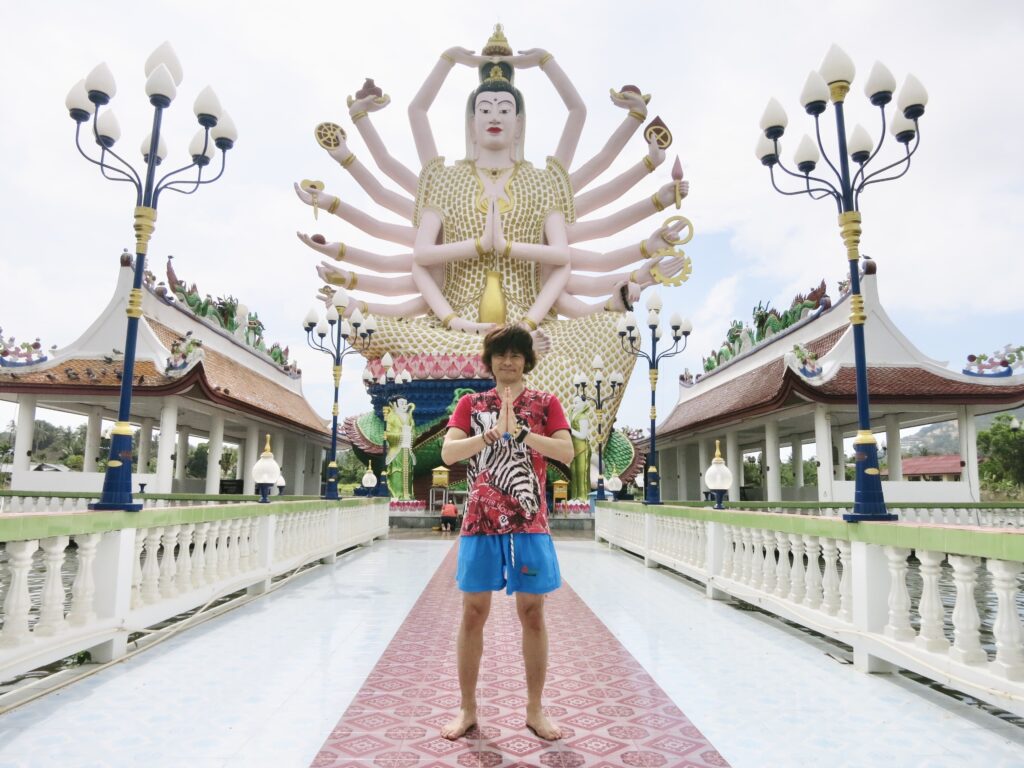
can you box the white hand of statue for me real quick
[297,232,333,257]
[655,179,690,208]
[647,136,666,168]
[491,200,507,254]
[347,93,391,116]
[326,133,351,162]
[645,218,686,254]
[445,47,484,67]
[531,327,552,357]
[509,48,548,68]
[316,260,349,286]
[450,317,496,335]
[609,88,650,114]
[479,199,496,253]
[643,254,687,285]
[294,181,334,208]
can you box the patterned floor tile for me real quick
[309,544,728,767]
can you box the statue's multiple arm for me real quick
[509,49,586,169]
[569,89,650,192]
[346,93,419,195]
[409,47,484,166]
[294,182,415,246]
[567,179,688,244]
[322,131,414,221]
[297,232,413,273]
[570,218,689,272]
[575,138,665,218]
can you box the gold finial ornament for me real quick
[483,23,513,56]
[314,122,345,150]
[484,64,509,83]
[262,433,273,456]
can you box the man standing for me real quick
[440,325,574,741]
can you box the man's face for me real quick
[491,349,526,383]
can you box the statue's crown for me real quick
[482,23,512,56]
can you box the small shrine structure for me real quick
[0,254,332,495]
[656,263,1024,503]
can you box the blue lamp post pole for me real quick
[573,358,623,501]
[67,45,236,511]
[303,289,374,500]
[618,293,692,505]
[757,45,927,522]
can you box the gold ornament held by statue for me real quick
[314,123,345,150]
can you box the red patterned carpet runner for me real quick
[311,543,729,767]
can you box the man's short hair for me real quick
[481,325,536,375]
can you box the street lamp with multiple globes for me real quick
[66,42,237,511]
[756,44,927,522]
[303,288,375,500]
[573,357,623,501]
[617,291,693,504]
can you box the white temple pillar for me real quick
[958,405,981,502]
[793,439,804,488]
[243,423,259,495]
[137,417,154,473]
[832,425,845,480]
[83,407,103,473]
[885,413,903,481]
[13,395,37,472]
[676,445,688,501]
[273,432,286,483]
[765,420,781,503]
[154,400,178,493]
[205,414,225,495]
[174,427,189,485]
[234,441,244,479]
[292,440,307,495]
[814,405,834,502]
[726,430,741,503]
[697,440,710,500]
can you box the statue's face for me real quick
[473,92,518,153]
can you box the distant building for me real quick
[882,455,963,482]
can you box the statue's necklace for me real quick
[478,166,512,181]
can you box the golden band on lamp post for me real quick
[133,206,156,254]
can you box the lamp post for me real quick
[618,291,692,504]
[573,357,623,501]
[303,289,374,500]
[252,434,280,504]
[68,43,236,511]
[756,45,927,522]
[705,439,733,510]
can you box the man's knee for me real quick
[516,595,545,632]
[462,594,491,631]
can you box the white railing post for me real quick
[948,555,987,665]
[851,541,896,672]
[643,512,656,568]
[988,559,1024,681]
[247,515,276,596]
[705,521,728,600]
[66,533,101,628]
[89,528,136,662]
[883,547,914,641]
[35,535,70,637]
[915,550,949,652]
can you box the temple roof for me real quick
[659,268,1024,440]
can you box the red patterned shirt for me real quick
[447,388,570,536]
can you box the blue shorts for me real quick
[456,533,561,595]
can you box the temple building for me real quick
[0,255,332,495]
[656,264,1024,503]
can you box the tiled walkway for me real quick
[0,536,1022,767]
[311,544,727,767]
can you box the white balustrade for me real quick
[884,546,914,641]
[914,550,949,652]
[948,555,988,664]
[67,533,100,627]
[820,538,840,616]
[988,559,1024,680]
[803,536,823,610]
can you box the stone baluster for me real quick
[695,521,706,570]
[915,550,950,651]
[192,523,210,588]
[141,528,163,604]
[837,540,853,623]
[820,538,840,616]
[803,536,823,610]
[176,525,194,593]
[159,525,181,598]
[749,530,764,590]
[787,534,806,604]
[987,559,1024,680]
[774,532,791,598]
[883,546,914,640]
[228,519,242,577]
[238,518,252,572]
[948,555,987,664]
[247,518,260,563]
[219,520,233,579]
[761,532,777,594]
[0,540,38,647]
[205,521,221,582]
[738,528,752,584]
[35,536,70,636]
[130,529,146,609]
[721,526,735,580]
[66,533,101,626]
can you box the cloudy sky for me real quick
[1,0,1022,438]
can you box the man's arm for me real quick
[522,429,574,466]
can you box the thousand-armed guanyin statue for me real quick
[296,25,693,501]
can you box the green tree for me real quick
[977,414,1024,486]
[187,442,208,478]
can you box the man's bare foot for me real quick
[440,709,476,740]
[525,710,562,740]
